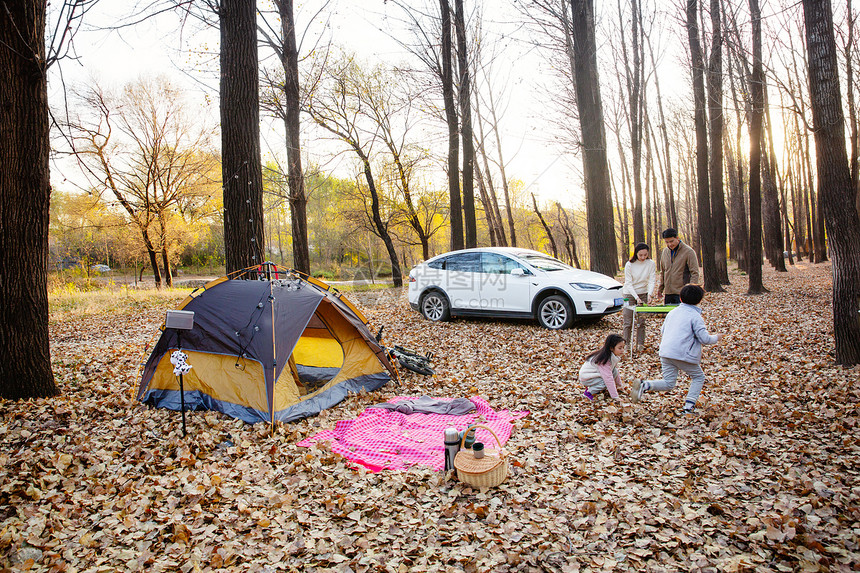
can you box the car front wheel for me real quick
[420,291,450,322]
[537,295,573,329]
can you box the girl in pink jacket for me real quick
[579,334,626,401]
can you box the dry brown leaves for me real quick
[1,263,858,572]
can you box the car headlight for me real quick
[570,282,603,291]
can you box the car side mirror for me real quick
[510,268,525,277]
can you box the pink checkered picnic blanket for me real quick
[297,396,529,471]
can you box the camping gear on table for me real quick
[629,304,679,359]
[137,265,396,424]
[454,424,509,487]
[444,427,461,471]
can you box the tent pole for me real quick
[270,281,277,433]
[178,330,187,437]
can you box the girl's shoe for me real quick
[583,390,594,401]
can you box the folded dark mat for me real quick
[369,396,476,416]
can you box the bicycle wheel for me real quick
[391,348,434,376]
[397,357,435,376]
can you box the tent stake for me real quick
[165,309,195,438]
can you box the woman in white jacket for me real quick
[622,242,656,352]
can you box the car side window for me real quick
[481,253,524,274]
[445,253,481,272]
[427,257,447,270]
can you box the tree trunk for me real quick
[644,120,653,247]
[474,157,498,247]
[708,0,729,284]
[556,203,582,268]
[532,194,557,258]
[611,172,626,267]
[620,167,630,259]
[277,0,310,274]
[787,160,802,261]
[760,146,783,268]
[388,140,431,259]
[556,203,572,265]
[647,118,667,248]
[802,0,860,365]
[276,205,285,263]
[487,90,516,247]
[570,0,617,277]
[0,0,57,399]
[724,2,750,270]
[747,0,766,294]
[612,111,632,255]
[802,131,816,258]
[440,0,463,251]
[647,29,678,231]
[359,155,403,287]
[687,0,722,292]
[161,247,173,288]
[684,156,695,247]
[157,212,174,287]
[221,0,265,274]
[626,0,645,243]
[782,31,825,262]
[790,158,804,261]
[782,182,794,265]
[847,0,860,218]
[454,0,476,248]
[785,87,806,261]
[651,130,664,249]
[136,225,162,288]
[486,174,508,247]
[806,130,827,263]
[473,94,507,245]
[725,134,749,272]
[762,87,787,271]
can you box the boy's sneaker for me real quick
[680,407,697,416]
[583,390,594,401]
[630,379,646,403]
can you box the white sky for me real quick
[47,0,705,210]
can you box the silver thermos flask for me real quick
[444,427,461,471]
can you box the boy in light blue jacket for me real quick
[630,284,723,414]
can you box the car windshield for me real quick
[518,253,572,271]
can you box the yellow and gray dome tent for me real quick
[136,268,395,424]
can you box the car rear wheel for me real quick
[420,291,450,322]
[537,295,573,329]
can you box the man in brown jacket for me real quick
[655,228,700,304]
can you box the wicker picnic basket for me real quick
[453,424,509,487]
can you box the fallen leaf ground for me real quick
[1,262,858,572]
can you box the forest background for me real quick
[1,1,859,568]
[47,0,852,285]
[2,0,859,402]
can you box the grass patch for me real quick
[332,283,398,293]
[48,278,400,320]
[49,285,191,319]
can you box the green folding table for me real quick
[628,304,678,359]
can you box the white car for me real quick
[407,247,624,329]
